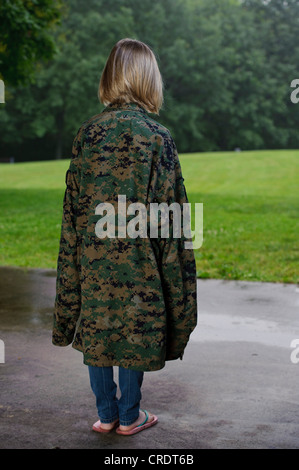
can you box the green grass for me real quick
[0,150,298,283]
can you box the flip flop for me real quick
[92,419,119,433]
[116,409,158,435]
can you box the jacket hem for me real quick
[72,343,165,372]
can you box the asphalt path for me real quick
[0,266,298,449]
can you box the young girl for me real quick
[52,38,198,436]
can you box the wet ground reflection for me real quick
[0,266,56,330]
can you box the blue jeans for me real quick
[88,366,144,426]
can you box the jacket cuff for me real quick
[165,349,185,361]
[52,327,73,347]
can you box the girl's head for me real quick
[99,38,163,115]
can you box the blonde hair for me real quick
[99,38,164,115]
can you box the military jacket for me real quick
[52,101,198,371]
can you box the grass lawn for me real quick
[0,149,298,283]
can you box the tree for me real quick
[1,0,192,159]
[0,0,62,87]
[1,0,299,159]
[241,0,299,149]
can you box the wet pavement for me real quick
[0,265,299,449]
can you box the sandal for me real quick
[116,409,158,435]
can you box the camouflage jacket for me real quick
[52,101,198,371]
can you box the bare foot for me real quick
[118,410,155,432]
[97,417,119,431]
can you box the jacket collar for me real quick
[102,101,148,115]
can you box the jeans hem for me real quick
[98,414,119,424]
[119,414,140,426]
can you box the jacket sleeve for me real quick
[149,133,198,361]
[52,133,82,347]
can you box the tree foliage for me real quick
[1,0,299,160]
[0,0,62,86]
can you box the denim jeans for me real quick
[88,366,144,426]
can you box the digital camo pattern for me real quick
[52,101,198,371]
